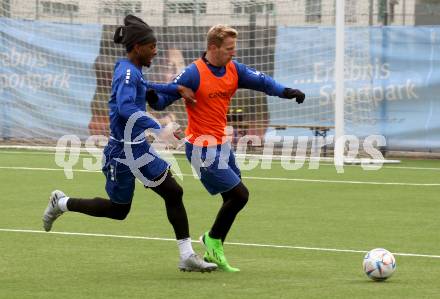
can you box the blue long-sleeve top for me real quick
[148,55,287,111]
[108,58,178,141]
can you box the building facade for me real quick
[1,0,426,26]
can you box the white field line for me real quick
[1,150,439,171]
[1,228,439,259]
[239,176,440,186]
[0,166,439,186]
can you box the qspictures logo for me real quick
[55,117,387,181]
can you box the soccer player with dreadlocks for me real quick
[42,15,217,273]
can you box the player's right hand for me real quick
[177,85,197,107]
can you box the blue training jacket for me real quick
[148,57,288,110]
[108,58,178,142]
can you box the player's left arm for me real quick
[234,61,305,104]
[148,82,179,95]
[146,83,195,110]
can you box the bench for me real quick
[229,122,334,156]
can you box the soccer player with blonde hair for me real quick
[148,24,305,272]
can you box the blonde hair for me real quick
[206,24,238,48]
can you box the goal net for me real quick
[0,0,387,155]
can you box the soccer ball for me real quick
[363,248,396,281]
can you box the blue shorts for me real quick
[185,142,241,195]
[102,139,169,204]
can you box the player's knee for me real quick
[233,184,249,209]
[173,184,183,200]
[162,183,184,206]
[109,202,131,220]
[171,185,184,206]
[160,175,183,201]
[238,185,249,207]
[223,183,249,209]
[112,210,129,220]
[237,184,249,205]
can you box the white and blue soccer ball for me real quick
[363,248,396,281]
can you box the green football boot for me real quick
[200,232,240,272]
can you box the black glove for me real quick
[283,88,305,104]
[146,89,159,106]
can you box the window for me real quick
[378,0,399,24]
[1,0,11,17]
[40,1,79,16]
[389,0,398,23]
[305,0,321,23]
[231,1,275,15]
[101,1,142,16]
[345,0,357,23]
[166,1,207,14]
